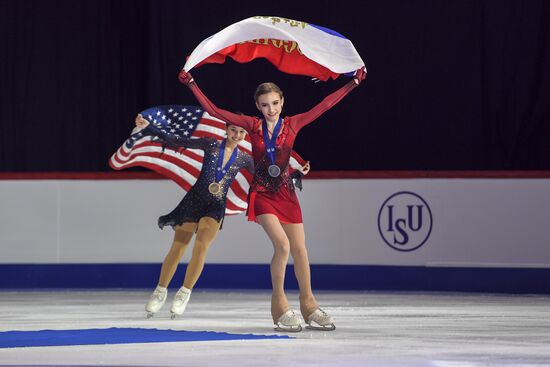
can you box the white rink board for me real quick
[1,179,549,267]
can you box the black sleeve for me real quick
[146,124,209,150]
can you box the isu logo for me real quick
[377,191,433,252]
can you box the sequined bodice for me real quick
[146,125,253,200]
[192,138,252,200]
[248,119,296,193]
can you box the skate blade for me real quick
[146,312,155,319]
[170,312,183,320]
[273,324,302,333]
[305,323,336,331]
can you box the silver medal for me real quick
[268,164,281,178]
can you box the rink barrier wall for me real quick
[2,171,550,293]
[0,264,549,293]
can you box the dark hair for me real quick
[254,82,283,102]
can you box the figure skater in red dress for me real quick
[178,67,365,331]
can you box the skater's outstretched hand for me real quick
[135,114,149,129]
[354,67,366,85]
[178,69,194,85]
[301,161,311,175]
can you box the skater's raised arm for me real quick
[290,67,366,132]
[179,70,255,132]
[135,114,208,150]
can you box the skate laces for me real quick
[174,289,189,303]
[152,289,166,302]
[278,309,302,326]
[309,307,334,324]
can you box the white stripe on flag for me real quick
[185,16,365,74]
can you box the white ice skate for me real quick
[170,286,191,319]
[274,309,303,332]
[306,307,336,331]
[145,286,167,318]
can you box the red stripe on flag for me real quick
[228,177,249,201]
[116,141,206,165]
[200,118,227,130]
[110,160,194,192]
[197,40,340,81]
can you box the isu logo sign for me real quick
[377,191,433,252]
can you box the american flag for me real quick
[109,105,306,215]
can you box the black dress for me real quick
[146,125,254,229]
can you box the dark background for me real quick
[1,0,549,171]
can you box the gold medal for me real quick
[208,182,221,195]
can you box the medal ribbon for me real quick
[215,140,238,183]
[262,117,283,165]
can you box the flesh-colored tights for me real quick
[157,217,220,290]
[257,214,318,323]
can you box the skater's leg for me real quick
[170,217,220,318]
[158,223,196,287]
[257,214,291,323]
[281,223,318,318]
[146,223,196,317]
[182,217,221,289]
[283,223,335,330]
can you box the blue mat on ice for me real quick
[0,327,290,348]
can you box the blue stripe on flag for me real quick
[0,328,290,348]
[309,23,347,39]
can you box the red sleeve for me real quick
[290,79,358,132]
[290,150,306,167]
[188,82,255,132]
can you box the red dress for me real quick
[188,80,358,223]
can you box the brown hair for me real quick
[254,82,284,102]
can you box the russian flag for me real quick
[184,16,365,81]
